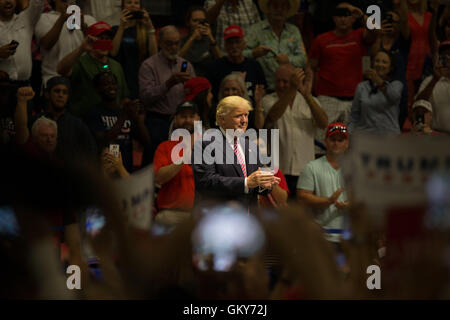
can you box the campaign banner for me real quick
[342,134,450,209]
[112,164,154,231]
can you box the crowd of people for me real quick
[1,0,450,300]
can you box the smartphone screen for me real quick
[85,207,105,237]
[181,61,188,72]
[109,144,120,158]
[192,207,265,272]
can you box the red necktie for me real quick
[234,138,247,178]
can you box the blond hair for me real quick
[216,96,253,126]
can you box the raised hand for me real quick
[17,86,35,102]
[120,9,134,29]
[254,84,266,105]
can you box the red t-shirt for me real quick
[406,12,432,81]
[153,140,195,210]
[309,28,366,97]
[259,169,290,208]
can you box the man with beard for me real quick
[86,71,150,173]
[297,122,349,244]
[31,76,97,166]
[139,25,195,165]
[153,101,200,226]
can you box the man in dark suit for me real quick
[192,96,280,211]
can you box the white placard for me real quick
[342,134,450,209]
[112,164,154,231]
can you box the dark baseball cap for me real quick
[175,101,199,115]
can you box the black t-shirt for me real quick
[111,25,144,99]
[207,57,267,101]
[86,104,135,173]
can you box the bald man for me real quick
[262,64,328,197]
[139,25,196,164]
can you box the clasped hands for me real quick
[247,168,281,190]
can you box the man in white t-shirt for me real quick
[262,64,328,197]
[0,0,44,80]
[297,122,349,243]
[35,0,96,86]
[415,40,450,134]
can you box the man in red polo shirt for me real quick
[153,101,200,226]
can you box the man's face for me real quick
[160,31,181,60]
[35,125,57,154]
[220,106,249,132]
[274,67,292,96]
[97,74,118,101]
[267,0,290,23]
[174,108,199,133]
[333,6,353,32]
[92,33,113,58]
[325,134,349,156]
[47,84,69,110]
[222,80,243,97]
[225,37,245,60]
[0,0,16,18]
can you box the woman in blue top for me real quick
[349,49,403,135]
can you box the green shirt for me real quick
[69,54,129,119]
[297,156,347,243]
[244,19,307,90]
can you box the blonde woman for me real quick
[111,0,157,98]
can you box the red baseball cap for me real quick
[87,21,112,37]
[224,25,244,41]
[326,122,348,138]
[184,77,211,101]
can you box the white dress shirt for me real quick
[262,91,318,176]
[35,11,96,85]
[220,127,249,193]
[0,0,44,80]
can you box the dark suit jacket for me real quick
[192,130,270,210]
